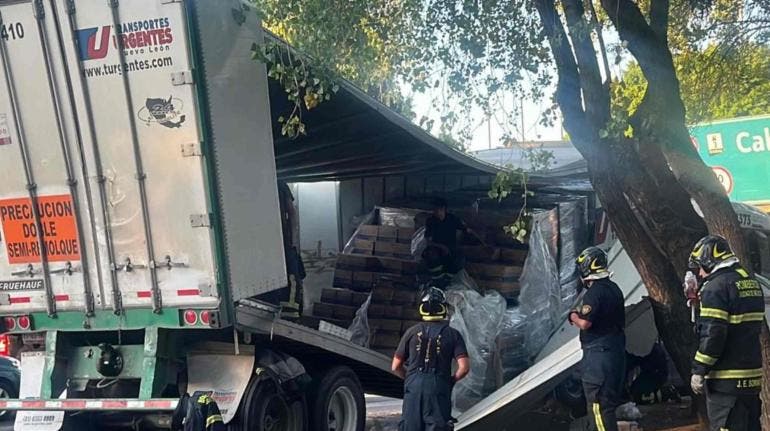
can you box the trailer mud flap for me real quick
[14,352,64,431]
[186,353,254,424]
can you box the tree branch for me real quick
[650,0,670,43]
[533,0,593,146]
[562,0,611,128]
[585,0,613,85]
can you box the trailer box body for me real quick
[0,0,286,326]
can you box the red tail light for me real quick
[3,317,14,331]
[0,334,9,356]
[17,316,30,330]
[183,310,197,325]
[199,310,210,325]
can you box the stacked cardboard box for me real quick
[462,245,527,301]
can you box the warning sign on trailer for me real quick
[0,195,80,264]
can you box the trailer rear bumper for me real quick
[0,398,179,411]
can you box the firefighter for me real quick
[392,287,470,431]
[171,391,225,431]
[688,235,764,431]
[569,246,625,431]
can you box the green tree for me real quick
[617,43,770,124]
[249,0,770,426]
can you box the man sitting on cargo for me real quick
[424,198,477,273]
[392,287,470,431]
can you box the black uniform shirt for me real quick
[395,321,468,377]
[577,278,625,345]
[425,214,467,253]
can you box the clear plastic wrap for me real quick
[494,308,530,383]
[378,206,423,227]
[411,226,427,258]
[516,213,563,361]
[347,294,372,348]
[446,271,507,413]
[341,210,376,254]
[556,200,587,312]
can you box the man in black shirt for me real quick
[424,198,476,273]
[569,246,625,431]
[392,287,470,431]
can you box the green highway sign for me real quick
[690,115,770,212]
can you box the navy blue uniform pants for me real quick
[400,373,453,431]
[581,335,625,431]
[706,390,761,431]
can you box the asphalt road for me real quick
[365,395,402,431]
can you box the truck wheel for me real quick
[0,379,18,421]
[310,366,365,431]
[231,374,304,431]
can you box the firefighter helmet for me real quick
[688,235,734,272]
[576,246,609,279]
[419,287,448,321]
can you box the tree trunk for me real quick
[761,323,770,429]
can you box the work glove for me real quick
[690,374,705,395]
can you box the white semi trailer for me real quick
[0,1,401,429]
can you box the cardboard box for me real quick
[500,247,528,264]
[358,225,379,238]
[377,226,398,241]
[372,331,402,348]
[336,254,380,270]
[313,302,334,318]
[368,303,385,318]
[383,304,404,318]
[351,292,370,307]
[374,242,412,259]
[392,289,417,305]
[397,227,416,243]
[333,269,353,288]
[331,303,359,320]
[352,271,375,290]
[371,286,394,303]
[378,257,403,274]
[402,308,422,321]
[466,262,522,280]
[401,320,422,332]
[461,245,501,262]
[336,289,353,305]
[369,318,403,332]
[352,239,374,255]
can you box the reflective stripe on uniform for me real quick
[706,368,763,379]
[206,414,223,427]
[735,268,749,277]
[592,403,606,431]
[700,307,729,320]
[727,312,765,324]
[695,351,718,366]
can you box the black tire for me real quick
[0,378,17,421]
[309,366,365,431]
[229,373,305,431]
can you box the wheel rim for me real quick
[327,386,357,431]
[0,388,8,418]
[262,393,290,431]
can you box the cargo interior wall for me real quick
[339,174,495,246]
